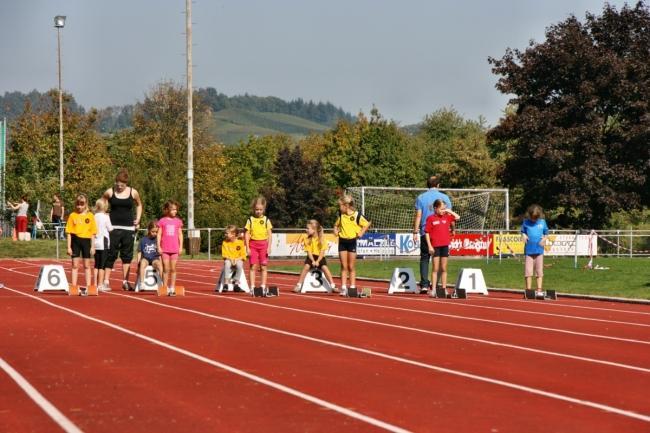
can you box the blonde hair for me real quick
[250,196,267,213]
[306,219,324,247]
[338,194,355,210]
[94,198,108,213]
[75,194,89,213]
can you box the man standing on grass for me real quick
[413,175,452,291]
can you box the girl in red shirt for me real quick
[424,199,460,296]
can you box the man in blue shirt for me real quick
[412,175,452,290]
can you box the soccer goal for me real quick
[346,187,510,232]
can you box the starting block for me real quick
[216,267,250,293]
[253,286,279,297]
[158,285,186,296]
[524,289,557,300]
[345,287,372,298]
[432,287,467,299]
[68,285,98,296]
[135,266,162,293]
[34,265,69,294]
[434,287,449,298]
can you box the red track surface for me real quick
[1,258,649,433]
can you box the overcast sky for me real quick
[0,0,627,126]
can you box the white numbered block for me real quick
[388,268,417,294]
[216,268,250,293]
[34,265,69,293]
[455,268,488,295]
[135,266,162,292]
[300,268,332,293]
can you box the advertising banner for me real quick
[395,233,420,256]
[356,233,396,256]
[492,234,597,256]
[271,233,338,257]
[449,234,492,256]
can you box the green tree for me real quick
[262,145,333,227]
[223,134,289,225]
[320,108,420,189]
[488,2,650,227]
[6,90,111,210]
[416,108,499,188]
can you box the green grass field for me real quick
[274,256,650,300]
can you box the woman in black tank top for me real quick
[102,169,143,291]
[109,188,135,228]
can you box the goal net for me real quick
[346,187,509,232]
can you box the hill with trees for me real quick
[0,88,353,145]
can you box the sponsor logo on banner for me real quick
[271,233,338,257]
[396,233,420,256]
[357,233,396,255]
[492,234,597,256]
[492,234,525,255]
[450,234,492,256]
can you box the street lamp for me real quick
[54,15,65,192]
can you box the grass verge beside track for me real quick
[274,256,650,300]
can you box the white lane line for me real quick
[369,294,650,328]
[10,261,647,371]
[166,268,650,345]
[102,289,650,424]
[14,259,650,317]
[0,357,84,433]
[192,290,650,373]
[467,296,650,316]
[277,290,650,346]
[4,263,648,346]
[0,286,411,433]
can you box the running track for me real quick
[1,258,649,433]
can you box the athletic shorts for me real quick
[162,252,179,261]
[94,249,109,269]
[338,238,357,253]
[106,229,135,268]
[432,246,450,258]
[249,239,269,266]
[71,235,92,259]
[141,256,160,266]
[525,254,544,277]
[304,256,328,268]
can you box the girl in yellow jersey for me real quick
[333,195,370,296]
[294,219,337,292]
[244,196,273,291]
[66,194,97,291]
[221,225,247,291]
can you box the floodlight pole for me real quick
[186,0,195,232]
[54,15,66,193]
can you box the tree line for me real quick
[3,2,648,230]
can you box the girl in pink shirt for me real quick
[157,200,183,296]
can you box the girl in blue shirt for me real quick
[520,204,548,295]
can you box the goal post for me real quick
[346,187,510,232]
